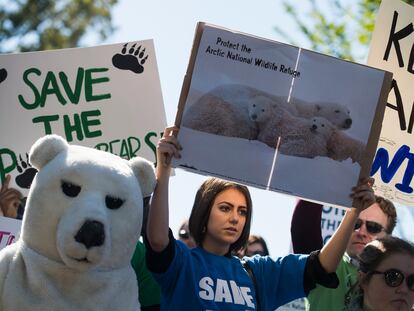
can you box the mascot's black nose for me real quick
[345,118,352,127]
[75,220,105,249]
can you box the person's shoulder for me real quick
[243,253,308,269]
[339,254,358,273]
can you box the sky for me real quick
[95,0,414,255]
[96,0,304,255]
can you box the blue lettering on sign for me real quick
[370,9,414,196]
[371,145,414,193]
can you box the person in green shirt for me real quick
[131,196,161,311]
[291,196,397,311]
[131,240,161,311]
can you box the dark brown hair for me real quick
[188,177,252,254]
[345,236,414,307]
[359,236,414,279]
[247,234,270,256]
[374,195,397,234]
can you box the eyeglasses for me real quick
[354,219,384,235]
[246,250,266,256]
[179,229,190,240]
[371,269,414,291]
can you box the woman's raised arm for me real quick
[318,178,375,273]
[146,126,181,252]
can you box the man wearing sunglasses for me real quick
[291,196,397,311]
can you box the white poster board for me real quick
[322,204,413,244]
[321,206,346,244]
[0,217,21,249]
[174,22,391,208]
[0,41,167,248]
[368,0,414,206]
[277,298,306,311]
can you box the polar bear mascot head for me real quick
[0,135,156,311]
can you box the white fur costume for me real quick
[0,135,156,311]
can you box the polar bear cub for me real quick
[250,98,364,163]
[290,98,352,130]
[249,97,335,158]
[278,116,336,158]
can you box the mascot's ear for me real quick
[29,135,69,170]
[129,157,156,198]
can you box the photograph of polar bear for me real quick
[174,23,390,207]
[290,98,353,130]
[181,83,364,164]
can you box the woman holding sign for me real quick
[145,126,376,310]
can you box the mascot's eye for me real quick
[61,181,81,197]
[106,195,124,210]
[335,110,340,113]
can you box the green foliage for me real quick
[0,0,118,53]
[276,0,414,62]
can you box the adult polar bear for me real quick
[181,83,353,140]
[0,135,156,311]
[182,93,259,140]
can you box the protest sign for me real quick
[278,298,306,311]
[0,41,167,242]
[368,0,414,206]
[0,217,20,249]
[174,22,392,207]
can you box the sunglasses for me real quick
[354,219,384,235]
[371,269,414,291]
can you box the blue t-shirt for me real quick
[151,240,308,310]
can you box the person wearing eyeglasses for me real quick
[290,196,397,311]
[245,235,270,257]
[343,236,414,311]
[178,219,196,248]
